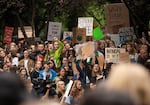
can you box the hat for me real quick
[44,61,50,65]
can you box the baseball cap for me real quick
[44,61,50,65]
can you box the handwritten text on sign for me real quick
[47,22,62,41]
[105,48,126,63]
[78,17,93,36]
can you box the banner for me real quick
[75,42,95,60]
[104,3,130,34]
[63,31,73,41]
[47,22,62,41]
[18,26,34,38]
[72,28,86,44]
[3,26,14,44]
[105,48,126,63]
[78,17,93,36]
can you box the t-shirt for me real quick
[12,57,19,66]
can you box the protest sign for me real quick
[105,48,126,63]
[119,27,134,35]
[74,44,83,60]
[60,80,74,104]
[3,26,14,44]
[72,28,86,44]
[93,26,104,40]
[97,56,105,71]
[104,3,130,34]
[47,22,62,41]
[81,42,95,60]
[78,17,93,36]
[107,34,120,47]
[18,26,34,38]
[119,52,130,63]
[64,80,74,97]
[119,27,136,44]
[63,31,73,41]
[75,42,95,60]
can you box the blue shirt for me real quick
[39,69,56,81]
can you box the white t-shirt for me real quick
[12,57,19,66]
[24,59,30,76]
[24,59,28,70]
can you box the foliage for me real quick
[0,0,149,41]
[84,0,108,27]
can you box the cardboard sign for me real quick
[97,55,105,71]
[47,22,62,41]
[81,42,95,60]
[3,26,14,44]
[18,26,34,38]
[104,3,130,34]
[63,31,73,41]
[75,41,95,60]
[119,52,130,63]
[72,28,86,44]
[105,48,126,63]
[78,17,93,36]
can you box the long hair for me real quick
[49,59,56,70]
[18,67,28,80]
[70,80,84,98]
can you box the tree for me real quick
[122,0,150,39]
[0,0,31,43]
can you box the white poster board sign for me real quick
[47,22,62,41]
[107,34,120,47]
[105,48,126,63]
[64,80,74,97]
[18,26,35,38]
[78,17,93,36]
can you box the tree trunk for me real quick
[12,11,30,44]
[31,0,35,38]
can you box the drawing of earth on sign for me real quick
[65,37,72,41]
[77,35,82,41]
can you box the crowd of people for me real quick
[0,35,149,105]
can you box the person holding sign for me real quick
[51,37,64,69]
[64,80,84,105]
[90,41,105,71]
[91,64,104,84]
